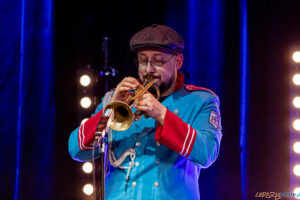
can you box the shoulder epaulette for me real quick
[184,84,216,96]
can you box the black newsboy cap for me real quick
[130,24,184,54]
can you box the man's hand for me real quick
[135,93,167,126]
[111,77,140,102]
[112,76,167,125]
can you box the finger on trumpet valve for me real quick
[132,100,140,108]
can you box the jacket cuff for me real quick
[155,109,197,157]
[78,110,103,151]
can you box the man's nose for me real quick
[145,61,155,74]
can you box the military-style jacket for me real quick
[68,81,222,200]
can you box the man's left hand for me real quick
[134,93,166,126]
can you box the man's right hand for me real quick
[111,77,141,102]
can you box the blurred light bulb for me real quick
[293,74,300,85]
[294,165,300,176]
[293,119,300,131]
[80,75,91,87]
[82,162,93,174]
[83,183,94,195]
[293,51,300,63]
[294,187,300,199]
[294,142,300,154]
[80,97,92,108]
[293,97,300,108]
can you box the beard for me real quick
[159,75,175,94]
[148,72,176,95]
[142,71,176,96]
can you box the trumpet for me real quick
[104,75,160,131]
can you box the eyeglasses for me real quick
[136,55,176,68]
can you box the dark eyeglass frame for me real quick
[135,54,176,68]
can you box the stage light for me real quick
[293,97,300,108]
[80,74,91,87]
[83,183,94,195]
[293,74,300,85]
[80,97,92,108]
[81,118,89,125]
[294,142,300,154]
[293,51,300,63]
[293,119,300,131]
[82,162,93,174]
[294,165,300,176]
[294,187,300,199]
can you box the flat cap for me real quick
[130,24,184,54]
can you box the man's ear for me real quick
[175,53,184,70]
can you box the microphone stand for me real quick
[93,109,113,200]
[100,37,117,90]
[93,36,117,200]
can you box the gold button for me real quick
[135,162,140,166]
[174,109,179,114]
[154,182,159,187]
[136,142,141,147]
[132,182,137,187]
[156,142,160,146]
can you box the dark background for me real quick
[55,0,298,199]
[54,0,300,199]
[1,0,300,199]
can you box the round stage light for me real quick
[82,162,93,174]
[293,97,300,108]
[80,97,92,108]
[294,142,300,154]
[294,187,300,199]
[293,119,300,131]
[81,118,89,125]
[293,74,300,85]
[294,165,300,176]
[80,75,91,87]
[83,183,94,195]
[293,51,300,63]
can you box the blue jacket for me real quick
[68,84,222,200]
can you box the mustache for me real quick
[143,74,160,79]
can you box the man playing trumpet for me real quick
[68,24,222,200]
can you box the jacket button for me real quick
[135,162,140,166]
[132,182,137,187]
[155,160,160,164]
[154,182,159,187]
[173,109,179,114]
[136,142,141,147]
[156,142,160,146]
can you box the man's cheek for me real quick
[138,71,144,81]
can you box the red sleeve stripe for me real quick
[183,128,196,157]
[77,110,103,151]
[78,124,83,150]
[179,124,191,155]
[81,123,93,150]
[155,110,197,158]
[78,122,93,151]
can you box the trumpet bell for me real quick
[104,101,133,131]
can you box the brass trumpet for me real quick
[104,75,160,131]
